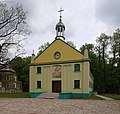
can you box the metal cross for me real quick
[58,7,64,17]
[33,50,34,54]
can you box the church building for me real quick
[29,9,94,98]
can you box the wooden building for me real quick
[0,66,22,93]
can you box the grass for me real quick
[82,95,104,100]
[101,94,120,100]
[87,95,104,100]
[72,95,104,100]
[0,93,103,99]
[0,92,30,98]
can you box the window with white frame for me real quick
[37,67,41,73]
[74,80,80,89]
[74,64,80,72]
[37,81,41,88]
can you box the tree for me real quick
[108,29,120,93]
[111,29,120,66]
[96,33,110,64]
[66,41,76,49]
[95,33,110,93]
[10,56,31,92]
[38,42,50,55]
[0,2,30,63]
[79,43,94,55]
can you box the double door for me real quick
[52,81,61,92]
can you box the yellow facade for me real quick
[34,39,83,64]
[29,39,94,98]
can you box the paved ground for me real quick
[96,95,114,100]
[0,99,120,114]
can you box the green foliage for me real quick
[79,29,120,94]
[66,41,76,49]
[38,42,50,55]
[80,43,94,53]
[86,95,104,100]
[10,56,31,92]
[0,92,30,98]
[72,95,103,100]
[101,94,120,100]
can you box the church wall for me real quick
[43,66,51,92]
[82,61,89,93]
[62,64,71,92]
[29,65,34,92]
[30,62,88,94]
[70,63,83,93]
[29,39,94,98]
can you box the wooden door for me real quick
[52,81,61,92]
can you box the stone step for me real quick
[37,93,59,99]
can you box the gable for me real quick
[34,39,84,64]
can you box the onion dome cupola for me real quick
[55,8,65,40]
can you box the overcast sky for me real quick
[2,0,120,57]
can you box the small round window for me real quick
[54,52,61,59]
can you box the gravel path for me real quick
[0,98,120,114]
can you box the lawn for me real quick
[72,95,104,100]
[82,95,104,100]
[0,92,30,98]
[101,94,120,100]
[0,93,105,99]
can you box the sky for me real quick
[2,0,120,57]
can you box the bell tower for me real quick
[55,8,65,40]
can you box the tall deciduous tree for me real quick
[109,29,120,93]
[111,29,120,66]
[0,2,30,63]
[95,33,110,92]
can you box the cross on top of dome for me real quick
[58,7,64,20]
[55,7,65,40]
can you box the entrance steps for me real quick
[37,93,59,99]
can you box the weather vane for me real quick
[58,7,64,18]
